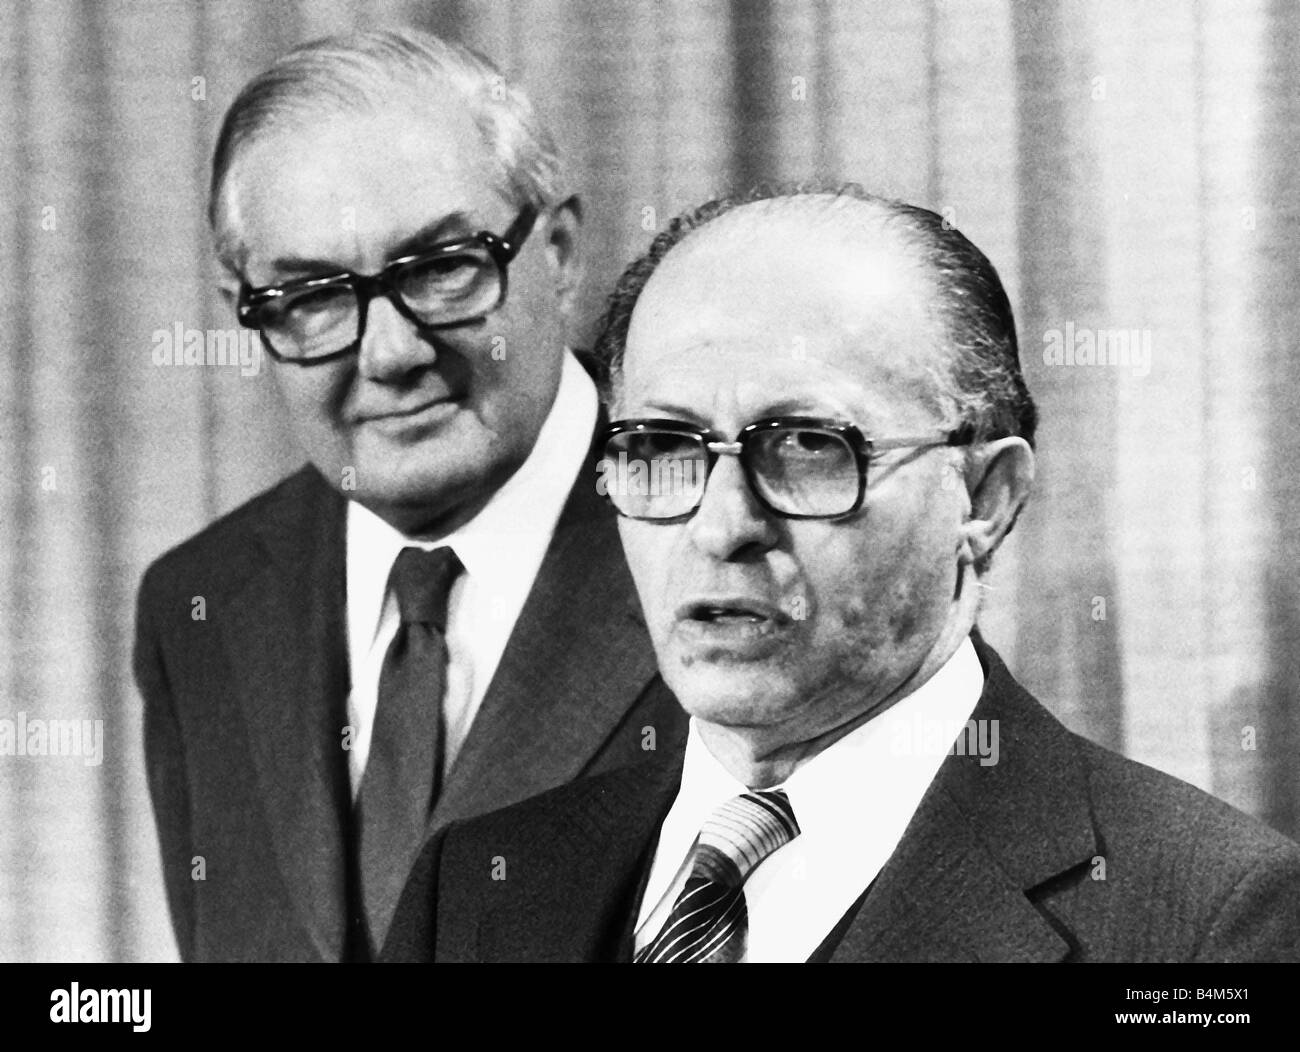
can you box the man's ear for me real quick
[544,194,583,315]
[957,436,1035,569]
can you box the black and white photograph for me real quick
[1,0,1297,1029]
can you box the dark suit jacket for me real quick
[134,443,686,962]
[382,637,1300,962]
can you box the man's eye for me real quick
[289,286,350,311]
[777,430,841,456]
[428,254,478,274]
[636,433,698,459]
[264,285,352,326]
[403,253,488,291]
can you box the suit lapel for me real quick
[831,639,1095,962]
[832,784,1074,962]
[221,467,352,961]
[474,754,684,963]
[430,456,658,830]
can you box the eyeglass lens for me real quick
[603,426,861,519]
[258,246,502,359]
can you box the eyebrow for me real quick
[635,396,861,425]
[635,401,711,426]
[762,396,856,418]
[261,211,482,280]
[388,212,482,257]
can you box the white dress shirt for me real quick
[344,351,598,798]
[634,637,986,962]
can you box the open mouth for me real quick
[691,605,768,624]
[675,598,793,658]
[680,599,791,626]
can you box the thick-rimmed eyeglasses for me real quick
[600,416,974,521]
[236,205,538,365]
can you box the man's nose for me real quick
[357,295,437,381]
[687,454,780,560]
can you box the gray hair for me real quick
[594,183,1037,449]
[209,27,565,274]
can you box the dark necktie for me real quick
[635,789,800,963]
[356,545,461,954]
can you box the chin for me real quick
[351,437,502,501]
[667,663,804,730]
[344,465,474,524]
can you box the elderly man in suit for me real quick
[132,28,684,962]
[382,185,1300,963]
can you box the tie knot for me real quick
[692,789,800,888]
[387,546,462,631]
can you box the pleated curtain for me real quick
[1,0,1296,961]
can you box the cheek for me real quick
[803,507,958,643]
[801,538,883,638]
[465,320,563,410]
[271,365,347,429]
[493,262,565,350]
[618,524,680,619]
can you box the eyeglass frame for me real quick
[235,204,540,366]
[600,416,976,522]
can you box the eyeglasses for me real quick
[236,205,538,365]
[600,416,974,521]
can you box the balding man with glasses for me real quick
[132,28,684,963]
[383,186,1300,963]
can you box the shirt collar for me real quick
[346,350,598,651]
[653,636,987,872]
[780,635,985,838]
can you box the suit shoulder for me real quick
[1074,732,1299,863]
[139,466,332,595]
[1046,732,1300,960]
[979,641,1298,869]
[1066,728,1300,920]
[974,645,1300,958]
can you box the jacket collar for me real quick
[827,635,1095,961]
[222,466,353,961]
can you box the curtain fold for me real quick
[1,0,1296,961]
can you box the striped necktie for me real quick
[636,789,800,963]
